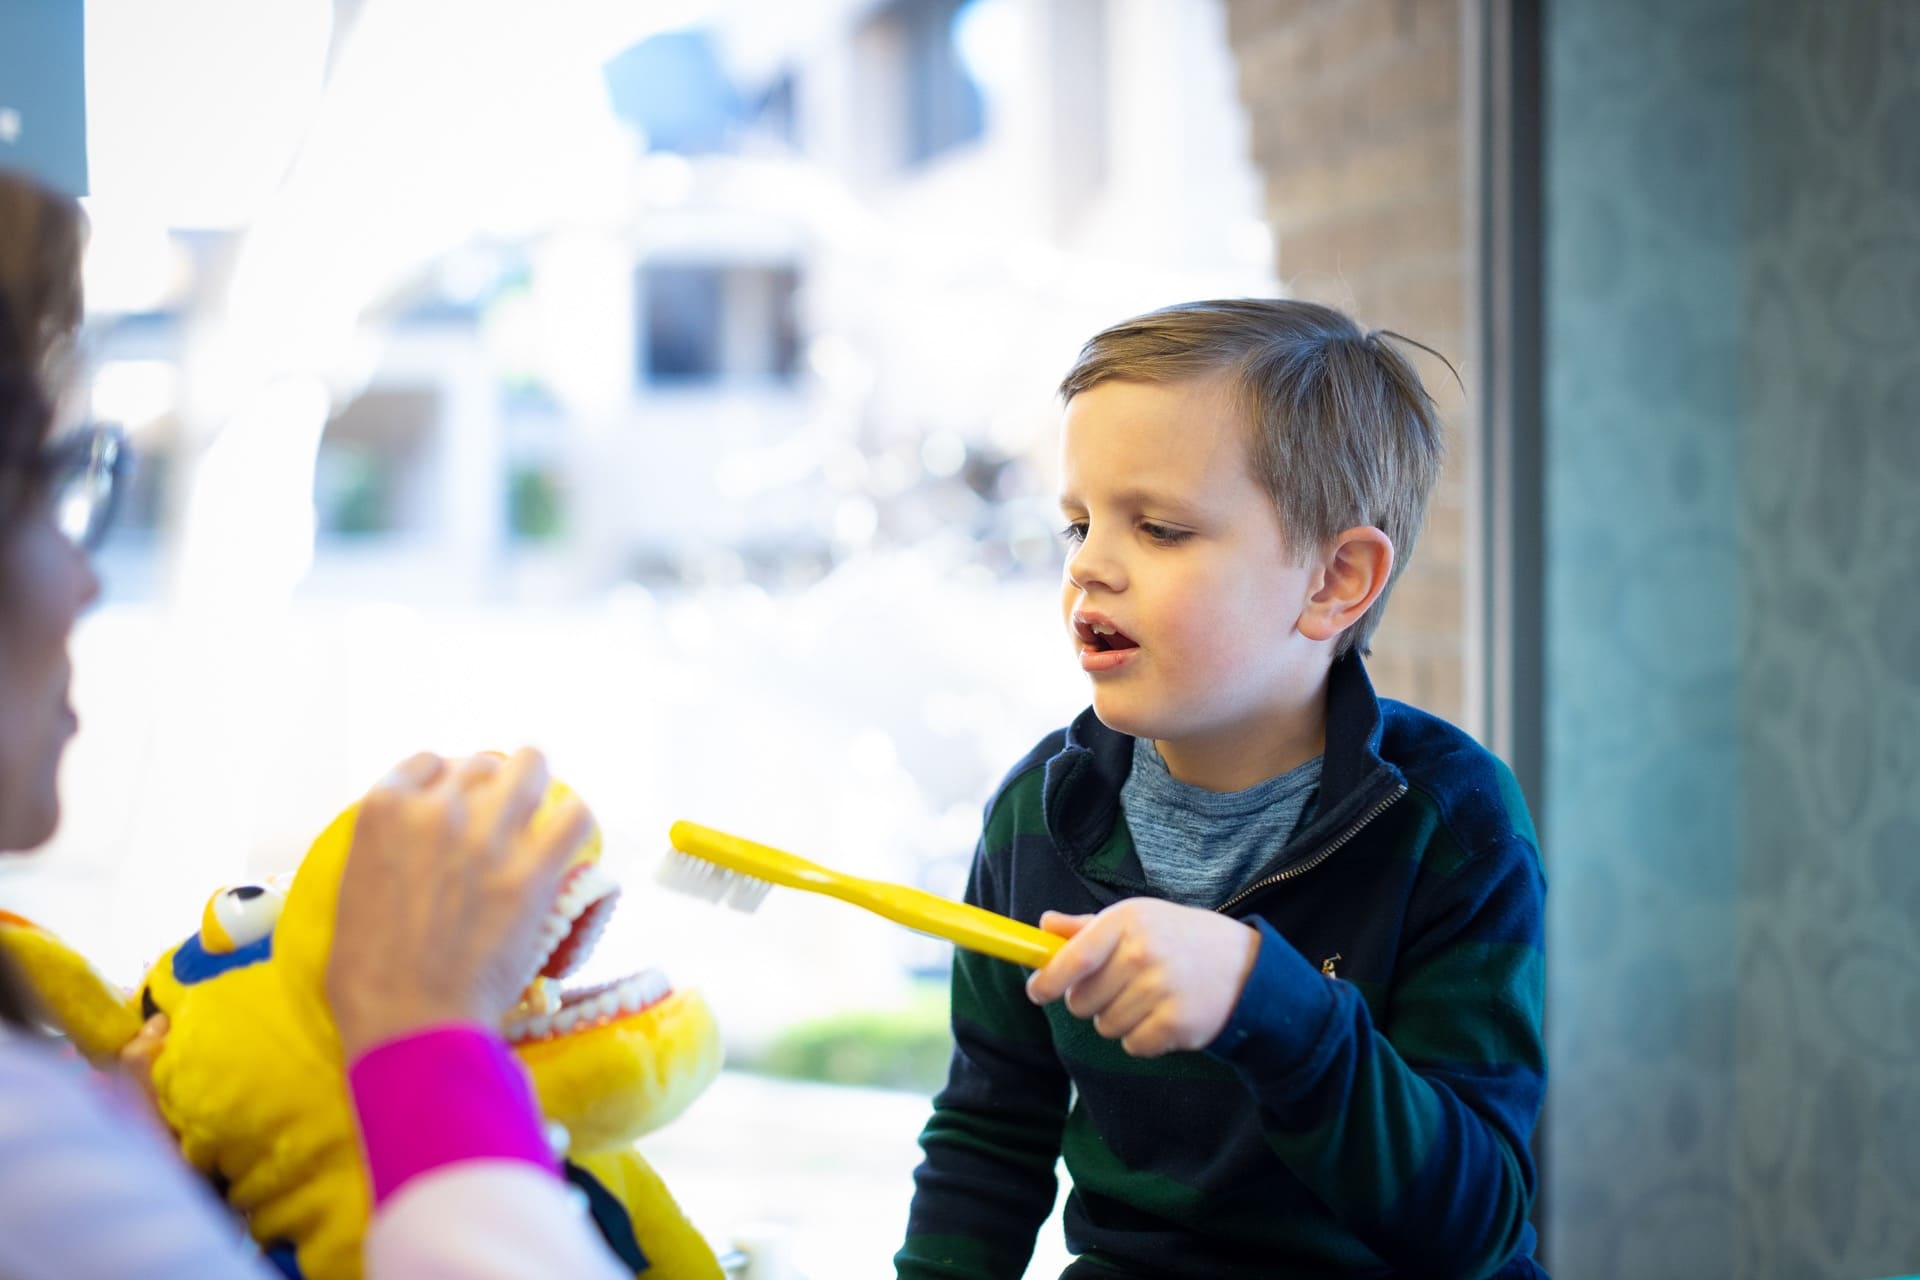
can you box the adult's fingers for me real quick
[518,794,592,884]
[503,799,592,997]
[480,747,551,840]
[378,752,446,794]
[1027,913,1123,1005]
[119,1013,170,1119]
[121,1012,168,1064]
[450,751,506,791]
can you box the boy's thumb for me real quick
[1038,911,1094,938]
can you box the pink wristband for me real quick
[348,1024,558,1204]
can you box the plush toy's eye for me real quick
[200,884,285,953]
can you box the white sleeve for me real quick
[0,1036,277,1280]
[365,1160,631,1280]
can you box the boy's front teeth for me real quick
[1091,623,1116,636]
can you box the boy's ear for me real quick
[1299,526,1395,644]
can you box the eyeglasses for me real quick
[39,424,132,553]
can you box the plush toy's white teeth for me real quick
[502,970,673,1044]
[524,864,620,986]
[552,863,616,923]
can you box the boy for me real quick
[895,300,1546,1279]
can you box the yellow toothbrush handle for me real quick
[845,878,1065,969]
[670,821,1065,969]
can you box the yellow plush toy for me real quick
[0,777,726,1280]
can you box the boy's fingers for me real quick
[1027,915,1122,1004]
[1120,1013,1174,1059]
[1092,998,1150,1044]
[1038,911,1094,938]
[1084,981,1156,1036]
[1063,964,1130,1021]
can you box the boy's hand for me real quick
[1025,900,1261,1057]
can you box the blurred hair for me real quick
[0,169,85,515]
[1058,298,1450,658]
[0,169,85,1031]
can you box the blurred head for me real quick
[0,170,99,853]
[1058,299,1447,659]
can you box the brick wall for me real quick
[1225,0,1474,727]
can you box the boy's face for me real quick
[1057,376,1321,761]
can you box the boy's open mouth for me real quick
[1073,614,1140,652]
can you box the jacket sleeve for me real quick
[1206,832,1547,1280]
[895,837,1071,1280]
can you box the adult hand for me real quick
[117,1011,172,1133]
[326,748,591,1062]
[1025,898,1260,1058]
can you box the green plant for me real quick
[508,465,565,542]
[740,981,953,1093]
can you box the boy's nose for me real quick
[1066,539,1125,592]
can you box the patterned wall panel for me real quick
[1547,1,1920,1276]
[1544,0,1748,1272]
[1735,3,1920,1275]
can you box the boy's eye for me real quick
[1059,521,1088,545]
[1139,522,1191,545]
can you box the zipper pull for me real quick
[1320,953,1341,980]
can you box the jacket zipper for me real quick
[1213,782,1408,914]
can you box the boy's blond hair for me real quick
[1058,298,1447,658]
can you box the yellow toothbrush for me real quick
[659,820,1065,969]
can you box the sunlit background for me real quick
[12,0,1918,1275]
[10,0,1272,1273]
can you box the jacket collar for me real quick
[1041,651,1405,876]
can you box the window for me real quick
[856,0,986,170]
[639,263,801,386]
[314,388,438,537]
[752,72,798,148]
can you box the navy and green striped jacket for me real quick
[897,654,1548,1279]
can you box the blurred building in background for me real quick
[55,0,1266,1004]
[83,0,1271,611]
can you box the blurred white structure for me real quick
[29,0,1271,1065]
[83,0,1271,608]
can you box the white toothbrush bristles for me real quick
[656,849,775,912]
